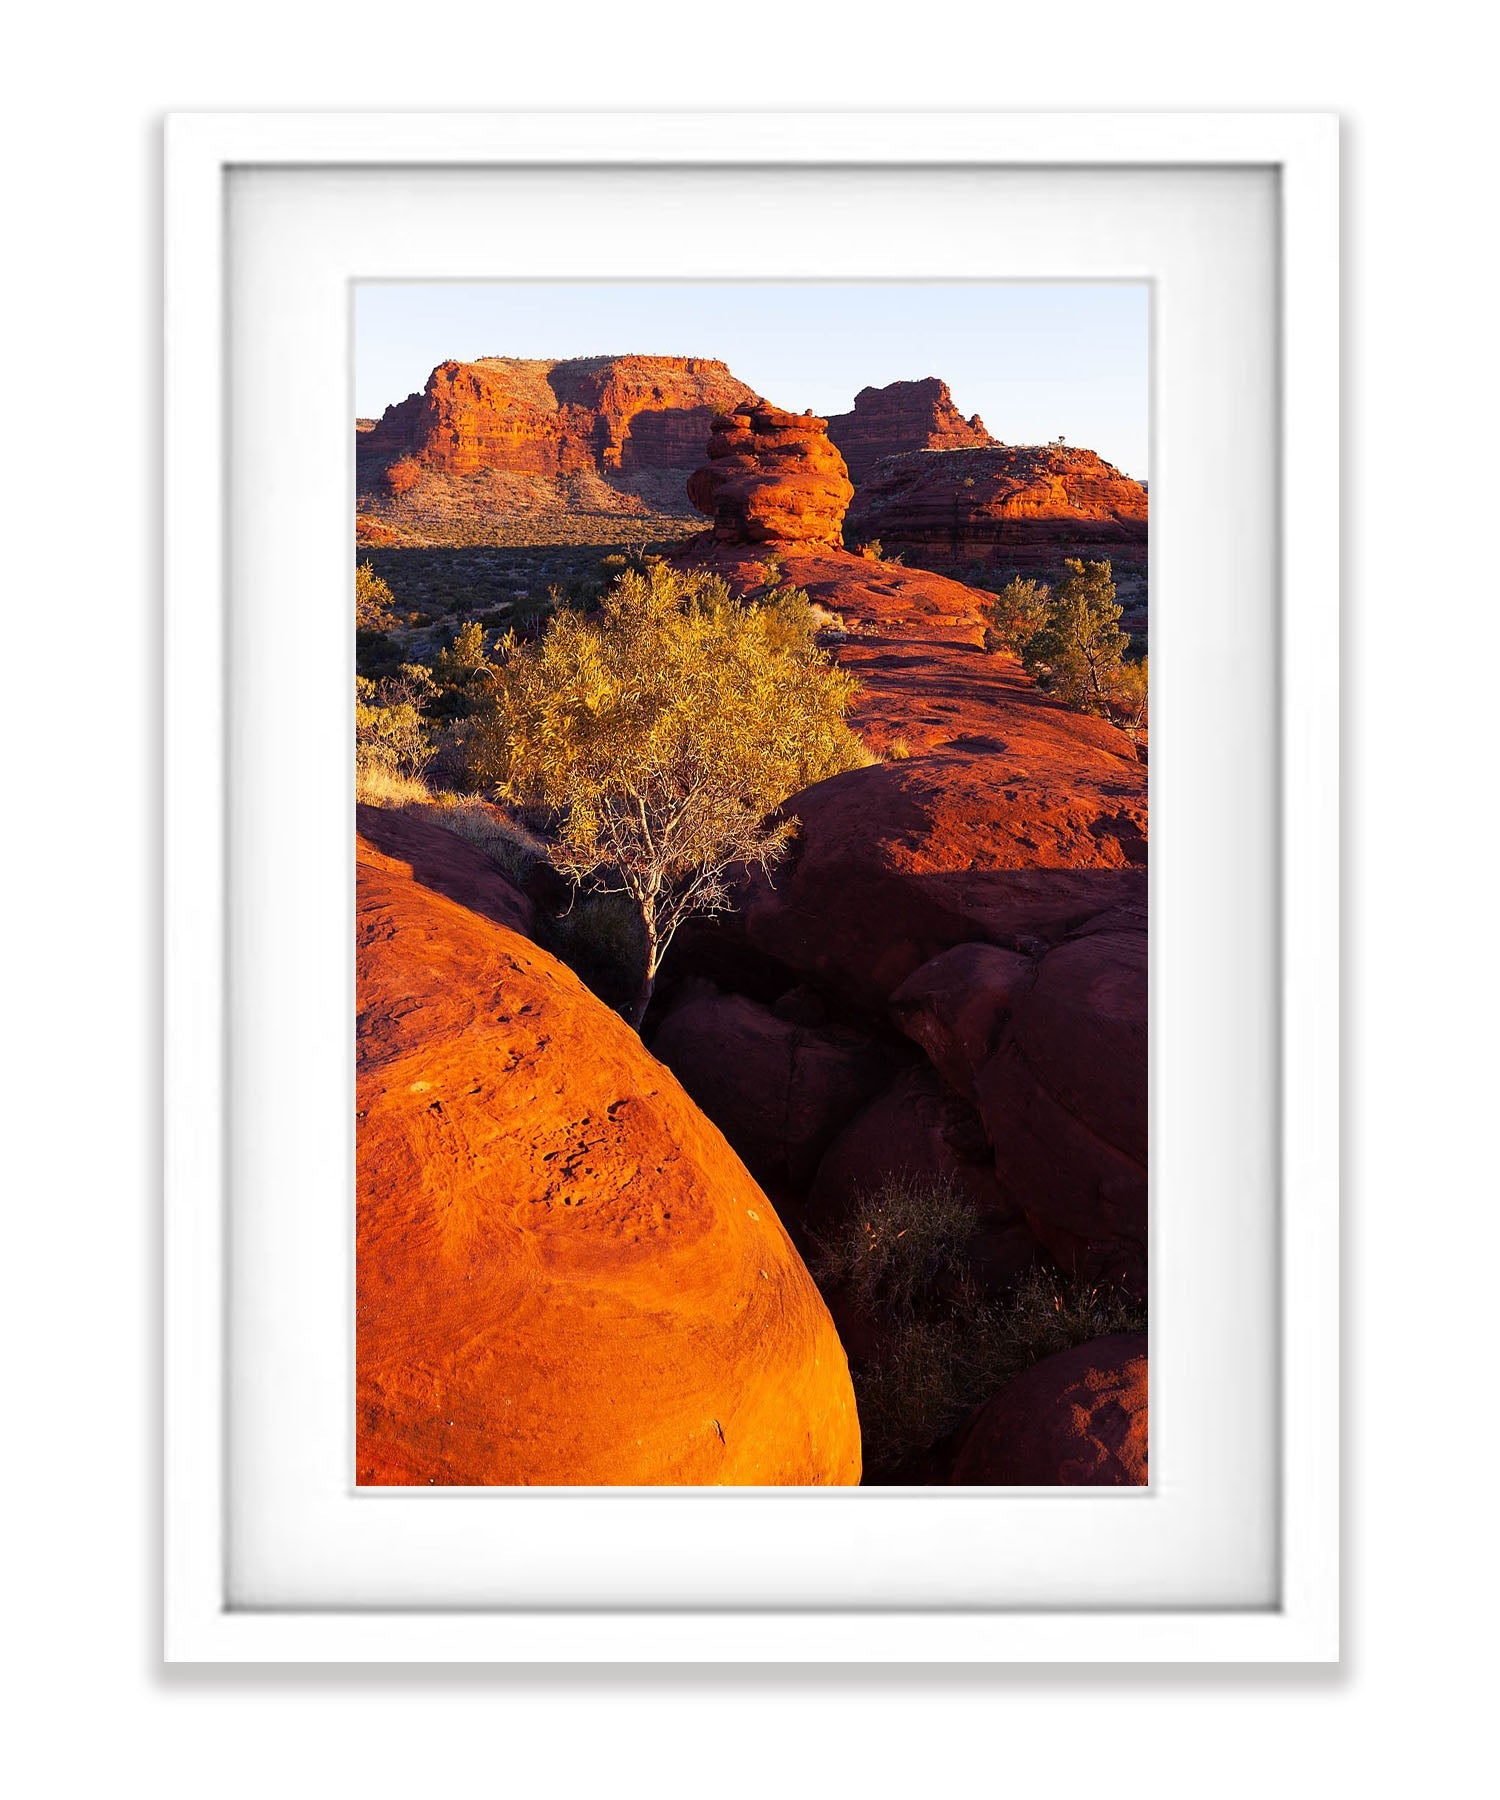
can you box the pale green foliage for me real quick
[355,669,433,788]
[354,560,397,632]
[467,562,868,1023]
[987,559,1147,729]
[432,619,488,680]
[1109,652,1149,735]
[984,575,1053,655]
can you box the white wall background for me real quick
[2,3,1490,1792]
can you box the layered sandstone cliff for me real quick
[846,443,1148,575]
[827,378,995,483]
[363,355,760,482]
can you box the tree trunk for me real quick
[625,917,659,1033]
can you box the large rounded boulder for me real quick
[356,819,862,1486]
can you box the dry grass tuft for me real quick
[354,759,433,808]
[812,1174,1144,1478]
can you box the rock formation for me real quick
[827,378,995,483]
[686,404,854,545]
[356,808,861,1486]
[847,444,1149,621]
[652,982,892,1191]
[947,1334,1148,1485]
[362,355,760,481]
[662,541,1147,1296]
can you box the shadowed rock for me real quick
[948,1334,1147,1485]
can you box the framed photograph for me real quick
[165,111,1338,1662]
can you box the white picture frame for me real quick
[164,111,1338,1663]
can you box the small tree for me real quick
[1023,558,1132,714]
[470,562,868,1027]
[984,575,1052,655]
[987,559,1146,728]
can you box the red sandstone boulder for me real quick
[888,942,1038,1098]
[827,377,996,484]
[736,750,1145,1013]
[357,821,860,1486]
[972,928,1148,1292]
[355,801,536,940]
[948,1334,1147,1485]
[651,984,892,1190]
[686,404,854,545]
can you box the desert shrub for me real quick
[858,540,884,561]
[510,587,563,637]
[462,561,868,1026]
[812,1173,1144,1477]
[983,575,1053,656]
[1110,652,1149,737]
[813,1171,980,1320]
[972,1264,1144,1378]
[384,456,421,496]
[355,560,398,631]
[887,737,912,761]
[355,672,432,790]
[803,600,847,638]
[425,620,496,721]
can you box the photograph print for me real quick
[354,282,1148,1487]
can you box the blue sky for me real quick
[356,282,1150,478]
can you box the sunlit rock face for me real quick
[363,354,760,479]
[827,377,995,484]
[355,809,862,1488]
[686,404,855,546]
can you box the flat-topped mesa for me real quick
[686,403,855,546]
[363,354,759,481]
[827,377,996,483]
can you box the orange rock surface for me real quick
[363,354,759,479]
[846,443,1149,612]
[356,814,861,1487]
[827,377,995,484]
[686,404,855,545]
